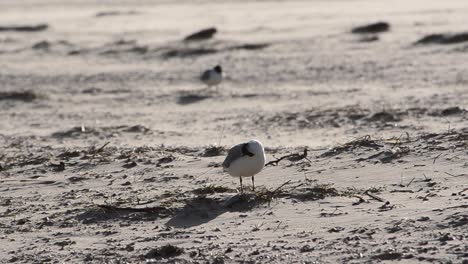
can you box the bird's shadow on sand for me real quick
[166,193,259,228]
[176,89,219,105]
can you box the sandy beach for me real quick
[1,0,467,263]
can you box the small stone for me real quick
[417,216,430,222]
[300,245,314,253]
[439,233,454,242]
[250,249,260,255]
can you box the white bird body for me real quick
[200,65,223,88]
[227,154,265,177]
[222,139,265,192]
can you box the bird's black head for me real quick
[241,142,254,157]
[214,65,222,73]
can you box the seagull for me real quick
[222,139,266,193]
[200,65,223,89]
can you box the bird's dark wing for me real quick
[222,143,244,169]
[222,143,254,169]
[200,70,211,81]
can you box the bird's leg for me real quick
[239,176,243,193]
[251,176,255,192]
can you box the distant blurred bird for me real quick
[222,139,266,193]
[200,65,223,89]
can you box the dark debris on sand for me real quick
[183,27,217,42]
[200,145,225,157]
[415,32,468,45]
[371,252,404,261]
[365,111,401,122]
[0,23,48,32]
[320,135,383,158]
[439,106,465,116]
[95,11,140,17]
[163,42,270,59]
[359,147,410,163]
[144,244,184,259]
[0,91,39,102]
[289,183,340,202]
[32,41,50,50]
[163,48,218,58]
[351,22,390,34]
[228,43,270,50]
[193,185,233,195]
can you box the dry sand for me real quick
[1,0,467,263]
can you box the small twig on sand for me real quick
[406,177,415,187]
[351,195,366,206]
[91,141,110,160]
[273,221,284,232]
[458,188,468,195]
[421,193,432,201]
[433,153,443,164]
[390,189,414,193]
[266,180,294,199]
[422,173,432,182]
[433,204,468,212]
[254,180,298,207]
[378,201,394,211]
[364,190,386,203]
[265,148,309,166]
[444,172,464,177]
[251,222,265,231]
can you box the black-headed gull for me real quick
[222,139,266,193]
[200,65,223,88]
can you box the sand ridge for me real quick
[1,0,468,263]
